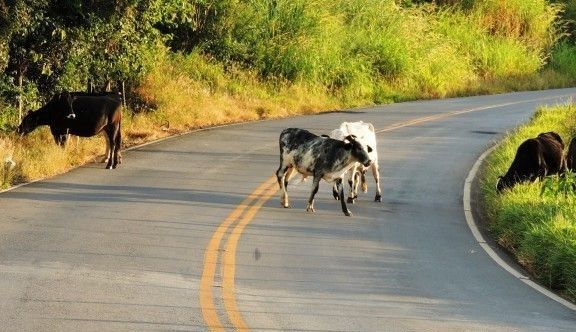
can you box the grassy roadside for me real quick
[480,103,576,302]
[1,1,576,188]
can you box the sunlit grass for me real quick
[1,0,575,189]
[481,104,576,302]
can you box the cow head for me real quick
[344,135,372,167]
[52,131,69,147]
[16,111,40,136]
[496,175,514,193]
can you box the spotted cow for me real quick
[276,128,372,216]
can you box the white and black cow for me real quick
[276,128,372,216]
[329,121,381,203]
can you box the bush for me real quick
[549,42,576,78]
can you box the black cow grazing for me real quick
[567,137,576,171]
[496,131,565,193]
[276,128,372,216]
[17,92,123,169]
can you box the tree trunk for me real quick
[17,71,23,123]
[121,81,126,107]
[87,78,93,93]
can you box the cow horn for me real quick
[343,135,357,144]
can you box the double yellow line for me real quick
[198,93,574,331]
[199,176,279,331]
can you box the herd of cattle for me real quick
[276,122,380,217]
[14,91,576,216]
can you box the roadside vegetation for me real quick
[1,0,576,187]
[480,104,576,302]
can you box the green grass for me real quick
[481,104,576,301]
[1,0,576,188]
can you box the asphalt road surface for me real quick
[1,88,576,331]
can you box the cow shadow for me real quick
[3,180,254,207]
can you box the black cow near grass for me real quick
[16,92,123,169]
[496,132,565,193]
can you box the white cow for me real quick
[329,121,381,203]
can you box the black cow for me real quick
[17,92,123,169]
[567,137,576,172]
[276,128,372,216]
[496,132,565,193]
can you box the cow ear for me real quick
[343,135,356,144]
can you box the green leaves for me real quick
[541,171,576,201]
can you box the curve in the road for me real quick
[3,89,576,331]
[200,92,576,331]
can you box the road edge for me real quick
[463,143,576,311]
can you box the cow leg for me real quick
[332,183,339,200]
[105,127,115,169]
[276,159,291,208]
[361,170,368,192]
[101,133,111,163]
[347,166,360,204]
[283,167,294,191]
[372,162,382,202]
[112,123,122,168]
[306,176,321,213]
[337,178,352,217]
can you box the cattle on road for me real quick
[497,131,565,192]
[276,128,372,216]
[329,121,381,203]
[17,92,123,169]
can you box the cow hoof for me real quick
[282,203,291,208]
[306,206,315,213]
[346,197,355,204]
[375,194,382,202]
[344,210,353,217]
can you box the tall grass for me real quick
[550,42,576,79]
[481,104,576,301]
[1,0,575,188]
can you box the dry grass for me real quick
[0,55,341,188]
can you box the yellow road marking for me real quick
[200,93,575,331]
[376,95,572,134]
[199,176,278,331]
[222,180,279,331]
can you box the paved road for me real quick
[1,89,576,331]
